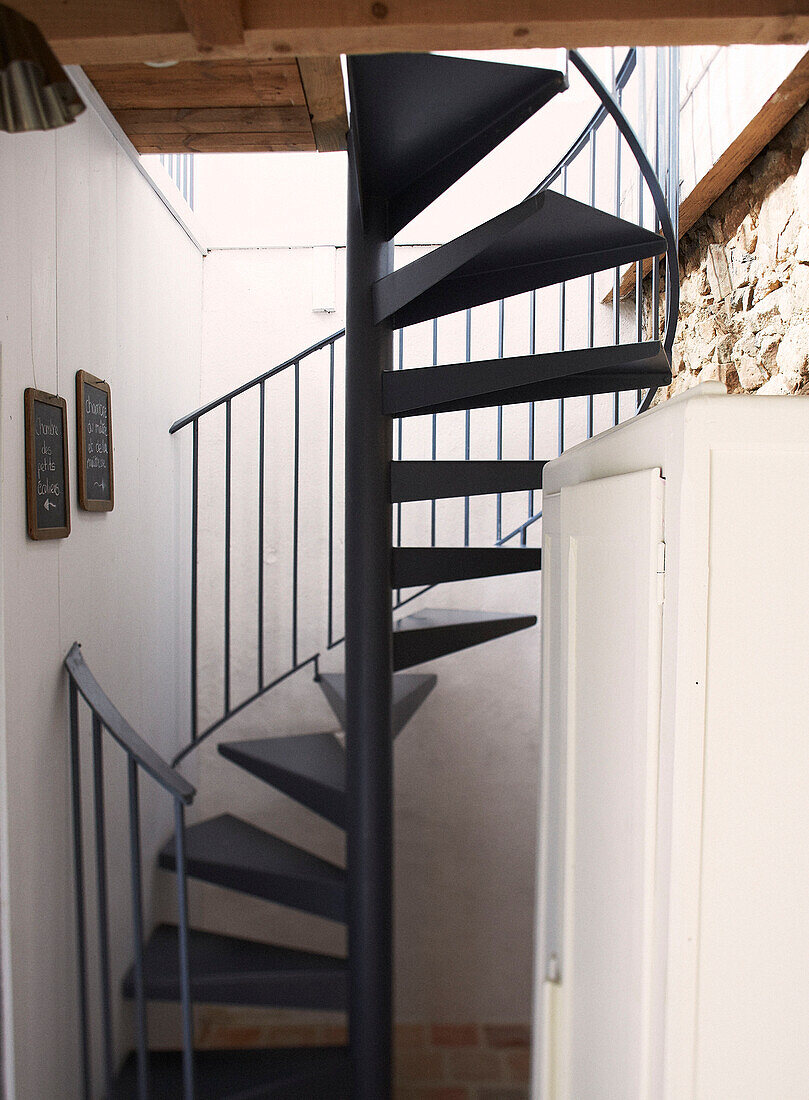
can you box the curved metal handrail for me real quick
[65,642,195,802]
[66,640,197,1098]
[169,328,344,435]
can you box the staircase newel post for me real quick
[344,134,395,1096]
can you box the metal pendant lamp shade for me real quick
[0,3,84,132]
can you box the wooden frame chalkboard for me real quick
[76,370,114,512]
[24,388,71,540]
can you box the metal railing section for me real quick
[170,46,680,764]
[169,333,338,765]
[65,642,197,1100]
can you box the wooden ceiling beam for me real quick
[176,0,244,51]
[15,0,809,66]
[297,57,347,152]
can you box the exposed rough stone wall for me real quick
[661,99,809,400]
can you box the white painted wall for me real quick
[678,43,808,212]
[187,48,621,250]
[184,44,809,258]
[0,99,203,1098]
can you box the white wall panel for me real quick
[0,101,203,1098]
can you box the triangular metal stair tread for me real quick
[317,671,438,736]
[393,547,541,588]
[159,814,346,923]
[393,608,537,670]
[383,340,670,417]
[219,734,347,828]
[373,191,667,328]
[109,1046,350,1099]
[348,52,567,240]
[122,923,347,1010]
[390,460,547,503]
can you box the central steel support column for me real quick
[344,138,395,1097]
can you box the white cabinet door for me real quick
[538,468,665,1100]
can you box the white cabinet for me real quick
[532,383,809,1100]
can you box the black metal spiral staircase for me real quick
[67,48,677,1100]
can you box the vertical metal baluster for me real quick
[527,290,537,542]
[92,716,114,1093]
[431,318,438,548]
[174,799,195,1100]
[127,759,149,1100]
[464,310,472,548]
[637,50,647,408]
[671,48,681,243]
[496,298,504,541]
[68,679,91,1100]
[292,361,300,667]
[668,47,681,340]
[652,257,660,346]
[190,420,198,742]
[653,51,662,350]
[224,399,232,716]
[614,65,623,427]
[328,343,336,644]
[396,327,404,605]
[558,167,568,456]
[258,381,265,692]
[587,130,596,439]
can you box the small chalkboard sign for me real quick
[24,388,71,540]
[76,371,114,512]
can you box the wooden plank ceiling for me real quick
[83,57,346,153]
[30,0,348,154]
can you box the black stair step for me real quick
[122,924,347,1010]
[220,734,346,828]
[384,340,670,418]
[393,608,537,670]
[347,52,567,240]
[218,671,437,827]
[159,814,346,923]
[393,547,541,587]
[373,192,667,328]
[317,671,437,737]
[109,1047,350,1099]
[391,460,547,503]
